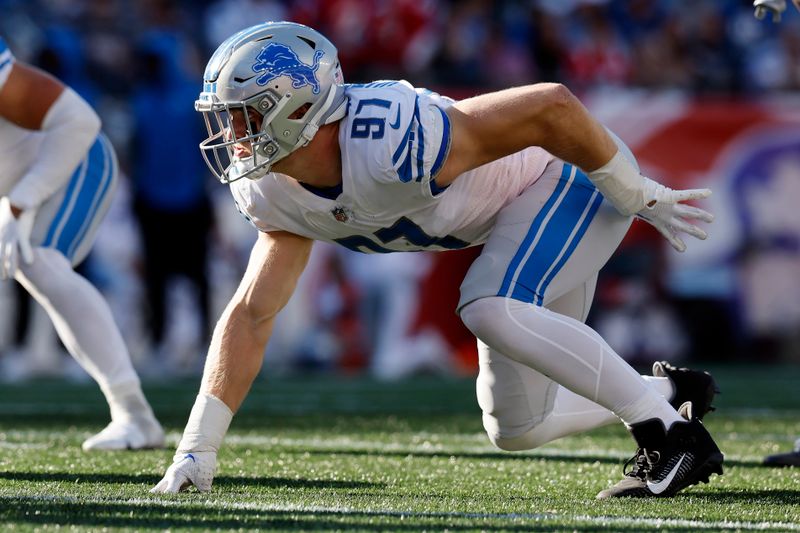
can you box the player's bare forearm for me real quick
[438,83,617,187]
[199,231,313,412]
[200,301,274,412]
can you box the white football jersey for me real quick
[231,80,553,253]
[0,37,46,197]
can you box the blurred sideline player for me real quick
[0,37,164,450]
[753,0,800,468]
[153,22,722,498]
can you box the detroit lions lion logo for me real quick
[252,43,324,94]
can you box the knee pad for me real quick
[475,344,553,452]
[490,429,543,452]
[459,296,504,340]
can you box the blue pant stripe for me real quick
[45,135,112,260]
[511,166,598,303]
[54,139,104,255]
[535,189,603,305]
[497,164,573,298]
[66,136,114,258]
[43,154,89,248]
[505,164,602,304]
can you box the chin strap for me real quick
[298,84,346,147]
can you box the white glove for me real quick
[150,451,218,493]
[635,178,713,253]
[754,0,787,22]
[0,197,35,280]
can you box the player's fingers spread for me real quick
[669,234,687,252]
[673,188,711,202]
[672,217,707,240]
[675,204,714,223]
[655,222,685,252]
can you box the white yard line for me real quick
[3,495,798,531]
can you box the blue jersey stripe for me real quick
[497,164,572,298]
[391,95,418,165]
[429,106,451,179]
[0,37,7,54]
[414,102,425,182]
[397,131,415,182]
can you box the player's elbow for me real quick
[535,82,572,105]
[537,83,580,129]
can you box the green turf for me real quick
[0,363,798,531]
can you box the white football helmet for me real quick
[195,22,346,183]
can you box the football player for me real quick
[153,22,722,498]
[753,0,800,468]
[0,37,164,450]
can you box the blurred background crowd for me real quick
[0,0,799,382]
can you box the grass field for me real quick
[0,363,799,531]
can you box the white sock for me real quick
[530,375,676,447]
[461,296,683,429]
[103,380,157,424]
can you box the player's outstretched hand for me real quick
[754,0,787,22]
[151,451,217,493]
[635,180,713,253]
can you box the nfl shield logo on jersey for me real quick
[331,206,349,222]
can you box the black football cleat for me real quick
[763,439,800,467]
[597,402,724,499]
[652,361,719,420]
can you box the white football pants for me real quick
[13,134,150,421]
[459,160,680,450]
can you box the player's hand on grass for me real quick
[151,451,217,493]
[635,179,713,253]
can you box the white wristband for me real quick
[177,393,234,453]
[587,150,652,216]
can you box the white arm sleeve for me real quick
[8,87,101,210]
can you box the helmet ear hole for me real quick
[289,103,313,120]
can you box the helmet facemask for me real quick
[195,22,347,185]
[196,90,291,184]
